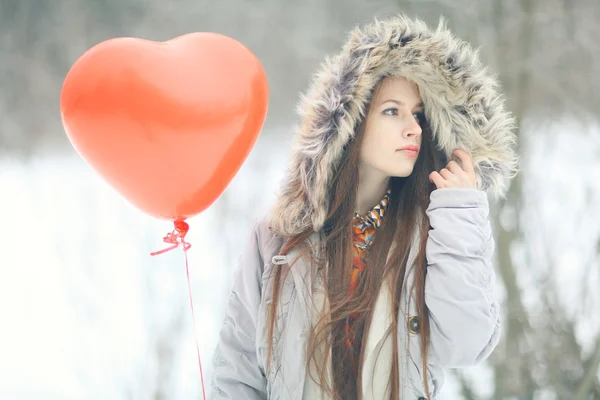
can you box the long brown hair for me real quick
[267,92,446,400]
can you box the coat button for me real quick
[408,316,420,334]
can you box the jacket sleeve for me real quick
[211,220,268,399]
[424,188,501,368]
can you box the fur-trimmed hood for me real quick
[270,14,518,237]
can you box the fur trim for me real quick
[270,14,518,236]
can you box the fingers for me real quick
[439,168,454,180]
[446,160,463,175]
[453,149,474,174]
[430,149,478,190]
[429,171,446,188]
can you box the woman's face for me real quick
[359,76,424,181]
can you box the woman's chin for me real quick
[389,166,415,178]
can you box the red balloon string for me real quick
[150,220,207,400]
[150,220,192,255]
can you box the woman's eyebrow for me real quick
[380,99,424,108]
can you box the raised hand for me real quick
[429,149,477,189]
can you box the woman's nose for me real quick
[403,115,422,138]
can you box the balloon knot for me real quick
[151,219,191,256]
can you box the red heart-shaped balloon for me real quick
[60,33,268,221]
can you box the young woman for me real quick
[211,14,517,400]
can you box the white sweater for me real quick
[303,274,394,399]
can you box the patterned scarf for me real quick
[344,188,391,349]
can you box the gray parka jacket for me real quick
[211,14,517,400]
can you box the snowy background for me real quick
[2,1,600,399]
[0,133,289,399]
[2,125,599,399]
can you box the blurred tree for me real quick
[410,0,600,398]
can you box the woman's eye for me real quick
[413,111,424,124]
[383,108,398,116]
